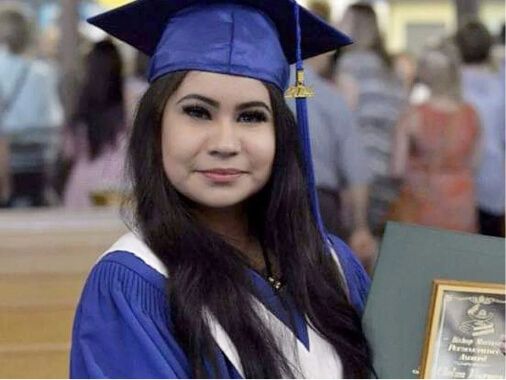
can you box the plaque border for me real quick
[419,279,505,379]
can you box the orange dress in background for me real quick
[399,102,480,233]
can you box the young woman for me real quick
[390,43,480,233]
[70,0,373,378]
[0,4,63,207]
[335,2,406,236]
[62,39,127,208]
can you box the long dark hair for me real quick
[73,39,125,160]
[127,71,372,378]
[343,2,391,67]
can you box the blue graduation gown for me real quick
[70,233,369,378]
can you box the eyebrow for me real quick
[237,101,272,114]
[176,94,272,114]
[176,94,219,108]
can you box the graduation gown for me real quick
[70,232,370,378]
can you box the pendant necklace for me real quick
[261,247,283,291]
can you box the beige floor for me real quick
[0,208,127,378]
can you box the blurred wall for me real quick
[301,0,505,55]
[387,0,455,54]
[387,0,504,54]
[480,0,506,33]
[95,0,130,8]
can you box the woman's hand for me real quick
[349,227,377,273]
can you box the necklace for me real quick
[261,245,283,291]
[267,275,283,291]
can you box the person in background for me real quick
[390,43,480,233]
[63,40,127,209]
[292,56,377,271]
[455,20,505,237]
[302,0,377,271]
[0,3,63,207]
[334,2,406,236]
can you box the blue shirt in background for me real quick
[0,46,62,134]
[461,66,505,215]
[287,66,371,191]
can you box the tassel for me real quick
[285,1,327,241]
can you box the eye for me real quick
[182,105,211,120]
[237,110,269,124]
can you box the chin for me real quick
[183,188,257,209]
[192,194,251,209]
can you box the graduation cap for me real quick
[88,0,352,239]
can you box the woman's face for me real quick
[161,71,275,209]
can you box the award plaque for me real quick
[362,223,505,378]
[420,280,505,379]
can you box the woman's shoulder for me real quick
[326,235,366,279]
[71,233,190,378]
[459,101,479,116]
[339,50,387,77]
[326,234,370,313]
[97,231,166,280]
[458,102,481,133]
[79,232,168,313]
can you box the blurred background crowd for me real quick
[0,0,504,268]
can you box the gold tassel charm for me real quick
[285,69,315,99]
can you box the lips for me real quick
[200,168,244,175]
[197,168,246,183]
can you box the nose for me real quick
[207,121,241,158]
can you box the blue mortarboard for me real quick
[88,0,352,240]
